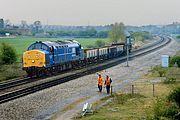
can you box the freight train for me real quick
[23,38,133,77]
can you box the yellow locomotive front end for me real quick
[23,50,46,68]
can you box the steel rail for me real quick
[0,37,163,91]
[0,37,171,104]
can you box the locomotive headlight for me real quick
[32,60,35,63]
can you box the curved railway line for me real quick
[0,37,164,91]
[0,36,171,104]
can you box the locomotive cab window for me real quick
[28,43,49,51]
[35,43,42,49]
[41,44,49,51]
[28,44,35,50]
[76,48,79,55]
[72,48,76,54]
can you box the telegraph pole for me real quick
[126,44,129,67]
[126,36,130,67]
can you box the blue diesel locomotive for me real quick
[23,40,83,76]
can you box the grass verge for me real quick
[0,63,26,82]
[74,68,180,120]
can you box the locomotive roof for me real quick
[42,40,80,47]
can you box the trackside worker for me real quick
[104,75,112,94]
[97,74,103,93]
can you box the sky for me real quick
[0,0,179,26]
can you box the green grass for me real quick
[0,37,108,57]
[0,37,107,81]
[74,66,180,120]
[75,84,180,120]
[0,63,26,82]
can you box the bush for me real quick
[170,56,180,67]
[152,66,167,77]
[152,86,180,119]
[0,43,17,64]
[168,86,180,107]
[163,103,179,119]
[164,77,176,84]
[153,96,179,119]
[153,97,165,119]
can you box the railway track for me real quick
[0,37,164,91]
[0,36,171,104]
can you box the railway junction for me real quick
[0,37,179,120]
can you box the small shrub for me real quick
[152,97,179,119]
[167,86,180,107]
[169,56,180,67]
[0,42,17,64]
[152,66,167,77]
[164,77,176,84]
[152,87,180,119]
[163,103,179,119]
[153,97,165,119]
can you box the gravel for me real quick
[0,39,179,120]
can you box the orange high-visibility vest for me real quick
[97,77,103,86]
[105,77,111,86]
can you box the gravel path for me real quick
[0,39,179,120]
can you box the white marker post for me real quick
[161,55,169,67]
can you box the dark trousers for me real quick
[98,85,102,92]
[106,85,110,94]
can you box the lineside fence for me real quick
[111,79,179,97]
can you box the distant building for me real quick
[0,19,4,28]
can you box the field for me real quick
[0,37,108,57]
[0,37,107,81]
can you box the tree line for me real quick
[47,28,109,38]
[132,31,153,42]
[0,22,154,65]
[46,23,126,41]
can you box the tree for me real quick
[97,31,108,38]
[4,19,11,28]
[132,32,153,42]
[86,27,97,37]
[108,22,126,43]
[0,19,4,29]
[32,20,43,35]
[21,20,28,29]
[0,43,17,64]
[95,40,105,47]
[168,86,180,107]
